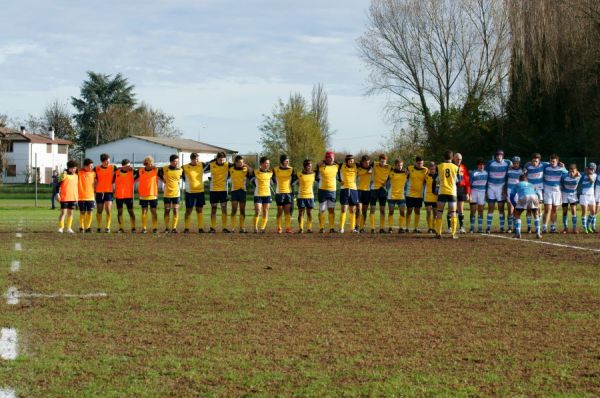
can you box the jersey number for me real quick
[445,169,450,178]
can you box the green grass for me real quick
[0,203,599,397]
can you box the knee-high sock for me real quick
[307,213,313,231]
[349,213,356,230]
[470,213,475,231]
[359,213,365,229]
[141,213,148,229]
[152,213,158,229]
[66,214,73,230]
[534,217,541,234]
[400,214,406,230]
[96,212,102,228]
[458,212,464,228]
[172,214,179,229]
[499,214,505,229]
[435,217,443,235]
[405,213,411,230]
[340,212,347,230]
[299,216,304,231]
[319,212,325,229]
[86,213,94,229]
[221,213,227,229]
[58,217,65,229]
[562,213,569,228]
[582,215,588,230]
[413,214,420,230]
[380,213,385,230]
[276,214,282,230]
[487,213,493,229]
[254,214,260,230]
[526,215,532,229]
[197,212,204,229]
[118,213,124,229]
[446,213,451,229]
[328,213,335,229]
[369,213,375,229]
[239,214,245,229]
[478,216,483,231]
[451,214,458,236]
[515,218,522,234]
[285,213,291,230]
[211,214,217,229]
[261,215,268,230]
[105,209,112,229]
[184,213,191,229]
[164,213,171,230]
[388,214,394,229]
[79,213,85,229]
[571,215,577,229]
[230,213,238,230]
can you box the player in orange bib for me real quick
[77,158,96,233]
[114,159,137,233]
[137,156,159,233]
[57,160,79,233]
[94,153,116,233]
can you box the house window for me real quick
[6,142,14,152]
[58,144,67,154]
[6,165,16,177]
[46,143,52,153]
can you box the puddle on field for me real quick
[0,328,18,360]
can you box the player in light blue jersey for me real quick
[580,163,597,233]
[469,159,488,233]
[506,156,524,233]
[560,164,581,233]
[542,154,568,233]
[510,174,541,239]
[524,153,548,233]
[485,149,512,233]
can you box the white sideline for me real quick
[0,328,17,360]
[10,261,20,273]
[5,287,19,305]
[0,388,16,398]
[25,292,108,299]
[481,233,600,253]
[14,243,21,251]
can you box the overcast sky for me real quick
[0,0,390,153]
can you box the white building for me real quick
[84,136,237,167]
[0,127,73,184]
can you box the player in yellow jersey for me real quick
[158,154,183,233]
[435,150,460,239]
[369,154,391,233]
[295,159,316,233]
[406,156,428,233]
[273,154,296,234]
[204,152,230,233]
[424,161,439,233]
[387,159,408,233]
[77,158,96,233]
[252,156,273,233]
[137,156,159,234]
[356,155,372,233]
[182,153,206,233]
[57,160,79,233]
[338,154,359,233]
[316,151,340,233]
[229,155,252,233]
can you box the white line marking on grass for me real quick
[20,292,108,299]
[15,233,22,238]
[10,261,20,273]
[0,388,16,398]
[481,233,600,253]
[5,287,19,305]
[14,243,21,251]
[0,328,18,360]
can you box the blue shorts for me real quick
[297,198,314,209]
[230,189,247,202]
[210,191,228,204]
[317,189,336,204]
[437,194,457,203]
[116,198,134,209]
[358,190,371,205]
[406,196,423,208]
[140,199,158,209]
[60,201,77,210]
[78,200,95,212]
[370,188,387,206]
[275,193,293,206]
[340,189,359,205]
[185,192,205,208]
[163,197,181,205]
[254,195,272,204]
[388,199,406,208]
[95,192,113,204]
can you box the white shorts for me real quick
[562,192,578,205]
[470,190,486,206]
[516,194,539,210]
[535,187,544,203]
[543,190,562,206]
[487,185,505,202]
[595,186,600,203]
[580,193,595,206]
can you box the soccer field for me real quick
[1,205,599,397]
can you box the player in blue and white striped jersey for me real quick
[595,166,600,231]
[485,150,512,233]
[542,154,568,233]
[506,157,524,233]
[469,159,488,233]
[580,163,597,233]
[560,164,581,234]
[523,153,548,233]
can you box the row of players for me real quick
[54,150,598,237]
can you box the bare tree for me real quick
[311,83,332,147]
[358,0,510,153]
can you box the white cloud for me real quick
[0,43,40,64]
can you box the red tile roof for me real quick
[0,127,72,145]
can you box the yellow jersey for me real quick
[208,161,229,192]
[357,166,372,191]
[161,166,183,198]
[437,162,459,196]
[253,169,273,197]
[407,165,428,198]
[229,166,250,191]
[296,171,315,199]
[182,163,204,193]
[339,163,357,190]
[425,174,438,203]
[372,163,391,189]
[273,166,294,194]
[388,169,408,200]
[317,163,339,191]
